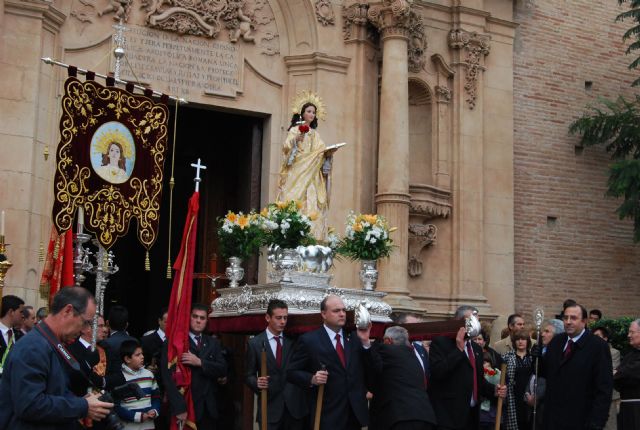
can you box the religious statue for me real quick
[277,91,338,239]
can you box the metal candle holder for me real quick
[0,236,13,315]
[88,239,119,350]
[73,233,93,286]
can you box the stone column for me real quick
[368,1,413,306]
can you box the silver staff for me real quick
[532,307,544,426]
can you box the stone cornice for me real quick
[283,52,351,75]
[5,0,66,32]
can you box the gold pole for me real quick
[494,363,507,430]
[166,100,179,279]
[260,346,268,430]
[0,236,14,316]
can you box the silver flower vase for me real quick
[225,257,244,288]
[274,248,301,282]
[359,259,378,291]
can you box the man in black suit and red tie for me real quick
[245,299,309,430]
[162,303,228,429]
[539,302,612,430]
[288,294,372,430]
[367,325,437,430]
[429,305,506,430]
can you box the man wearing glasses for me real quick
[538,302,613,430]
[0,287,114,429]
[162,303,227,430]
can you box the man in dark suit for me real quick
[67,314,108,397]
[539,303,613,430]
[102,305,135,376]
[0,294,25,377]
[288,294,372,430]
[367,325,437,430]
[141,307,167,369]
[246,299,309,430]
[162,303,227,429]
[429,305,506,430]
[0,287,113,430]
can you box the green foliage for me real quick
[590,317,636,357]
[617,0,640,85]
[569,97,640,242]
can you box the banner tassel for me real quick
[145,250,150,271]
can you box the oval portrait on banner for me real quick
[90,121,136,184]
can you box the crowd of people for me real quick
[0,289,638,430]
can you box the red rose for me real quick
[298,124,310,134]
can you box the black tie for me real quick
[195,335,202,349]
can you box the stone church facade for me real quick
[0,0,638,322]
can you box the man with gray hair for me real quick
[429,305,506,430]
[367,325,437,430]
[0,287,114,429]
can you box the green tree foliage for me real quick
[590,317,636,357]
[568,1,640,241]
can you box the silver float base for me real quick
[211,280,393,323]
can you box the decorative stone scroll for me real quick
[408,223,437,277]
[315,0,335,26]
[142,0,279,55]
[448,28,490,109]
[364,0,427,72]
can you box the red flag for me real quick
[40,228,74,304]
[166,192,199,430]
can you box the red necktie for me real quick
[195,335,202,350]
[466,341,478,403]
[274,335,283,367]
[564,339,574,360]
[335,333,346,367]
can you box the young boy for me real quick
[115,339,161,430]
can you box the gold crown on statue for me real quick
[290,90,327,121]
[93,129,134,159]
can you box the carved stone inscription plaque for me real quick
[118,25,243,97]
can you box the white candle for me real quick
[1,210,4,237]
[78,207,84,234]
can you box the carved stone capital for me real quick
[448,28,491,109]
[366,0,427,72]
[315,0,335,26]
[408,223,437,277]
[435,85,452,103]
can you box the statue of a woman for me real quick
[277,94,335,239]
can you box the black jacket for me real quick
[161,334,227,421]
[245,331,309,423]
[428,336,496,430]
[141,331,164,368]
[101,331,135,376]
[66,339,106,396]
[366,342,437,430]
[287,327,370,429]
[541,330,613,430]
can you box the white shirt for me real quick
[563,328,586,351]
[265,329,283,358]
[79,337,92,349]
[156,328,166,342]
[189,331,203,346]
[0,321,12,346]
[464,340,477,407]
[323,324,344,349]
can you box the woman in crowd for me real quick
[614,318,640,430]
[503,329,534,430]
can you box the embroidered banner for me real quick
[52,76,170,250]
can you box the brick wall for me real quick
[513,0,640,321]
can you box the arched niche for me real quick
[408,79,434,186]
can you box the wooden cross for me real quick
[191,158,207,192]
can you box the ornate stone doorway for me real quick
[102,104,265,335]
